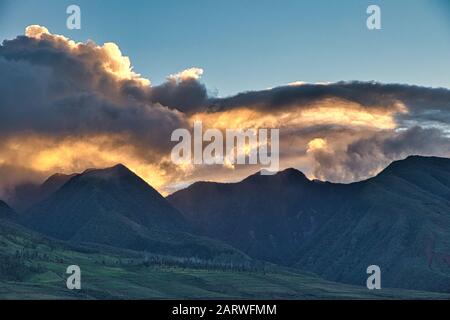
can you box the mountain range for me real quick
[168,156,450,292]
[17,164,248,262]
[1,155,450,296]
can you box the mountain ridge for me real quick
[19,164,248,261]
[12,156,450,292]
[168,155,450,292]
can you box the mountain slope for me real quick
[39,172,78,200]
[0,200,15,219]
[293,156,450,291]
[8,172,77,212]
[19,164,247,261]
[169,168,347,264]
[168,156,450,292]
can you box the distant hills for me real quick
[2,155,450,295]
[169,156,450,292]
[17,164,248,261]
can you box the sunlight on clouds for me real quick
[287,81,308,86]
[168,67,204,82]
[192,99,406,131]
[25,25,50,39]
[101,42,151,86]
[307,138,327,152]
[25,25,151,86]
[191,109,278,130]
[0,135,169,192]
[0,25,445,197]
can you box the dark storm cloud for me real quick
[150,79,208,112]
[3,26,449,124]
[0,35,118,98]
[0,30,187,155]
[121,77,209,113]
[205,82,450,119]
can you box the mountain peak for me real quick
[242,167,309,183]
[81,163,136,180]
[111,163,128,170]
[378,155,450,178]
[22,162,188,249]
[276,168,308,179]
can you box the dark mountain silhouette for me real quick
[40,172,78,198]
[168,156,450,292]
[19,164,247,261]
[0,200,15,219]
[169,166,345,263]
[8,173,77,212]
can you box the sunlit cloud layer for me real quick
[0,26,449,201]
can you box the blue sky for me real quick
[0,0,449,96]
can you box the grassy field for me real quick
[1,219,449,300]
[2,263,450,299]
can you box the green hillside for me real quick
[1,218,447,300]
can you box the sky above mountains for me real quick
[0,1,449,197]
[1,0,449,94]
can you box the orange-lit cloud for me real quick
[0,25,449,203]
[192,98,405,131]
[25,25,151,87]
[168,67,204,82]
[307,138,327,152]
[0,134,172,193]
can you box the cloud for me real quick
[24,25,151,86]
[148,74,209,113]
[0,25,449,200]
[0,25,193,198]
[307,138,327,153]
[0,25,188,150]
[308,126,450,182]
[206,81,450,117]
[168,67,204,82]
